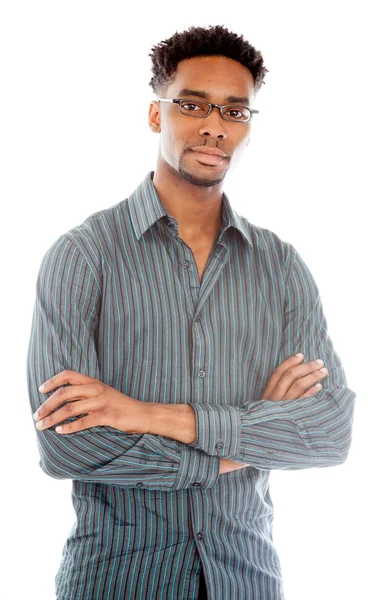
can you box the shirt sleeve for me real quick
[188,243,357,470]
[26,234,220,491]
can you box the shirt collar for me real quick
[128,171,253,250]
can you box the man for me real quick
[27,24,356,600]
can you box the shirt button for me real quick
[215,442,223,451]
[198,370,205,378]
[136,482,143,487]
[195,315,201,322]
[182,260,190,269]
[197,532,203,541]
[193,482,201,487]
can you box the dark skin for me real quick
[34,55,328,475]
[148,55,254,245]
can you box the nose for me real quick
[198,107,227,140]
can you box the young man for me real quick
[27,24,356,600]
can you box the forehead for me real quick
[169,55,255,102]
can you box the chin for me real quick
[178,158,227,188]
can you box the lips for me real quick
[190,147,227,158]
[191,151,226,165]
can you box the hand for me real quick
[33,370,151,435]
[261,353,328,401]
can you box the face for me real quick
[148,55,255,188]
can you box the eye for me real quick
[225,108,244,119]
[182,102,202,111]
[179,101,209,117]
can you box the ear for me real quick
[148,101,161,132]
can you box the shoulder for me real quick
[237,212,296,277]
[41,198,131,283]
[66,198,129,257]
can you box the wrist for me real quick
[146,403,196,444]
[219,458,249,475]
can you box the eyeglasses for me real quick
[158,98,259,123]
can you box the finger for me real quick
[55,413,103,435]
[35,396,105,431]
[269,359,326,400]
[38,369,100,394]
[262,353,304,397]
[269,383,323,402]
[35,382,103,421]
[285,368,328,399]
[297,383,323,399]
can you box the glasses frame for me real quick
[158,98,259,123]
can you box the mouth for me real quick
[191,151,227,166]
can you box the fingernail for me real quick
[39,384,45,392]
[33,411,39,421]
[295,353,303,358]
[36,420,44,428]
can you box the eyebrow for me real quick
[177,88,250,105]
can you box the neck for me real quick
[152,160,224,241]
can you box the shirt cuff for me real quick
[188,403,242,458]
[172,443,220,490]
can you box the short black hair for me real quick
[148,24,269,98]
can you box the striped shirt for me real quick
[26,170,356,600]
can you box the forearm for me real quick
[219,458,249,474]
[147,403,249,475]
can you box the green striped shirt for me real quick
[27,170,356,599]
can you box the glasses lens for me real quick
[179,100,209,117]
[222,106,251,122]
[179,100,252,122]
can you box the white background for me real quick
[1,1,376,598]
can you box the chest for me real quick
[183,238,216,284]
[97,229,286,405]
[192,246,212,283]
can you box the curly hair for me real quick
[148,24,269,98]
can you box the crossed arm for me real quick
[27,235,245,492]
[147,403,244,475]
[27,234,356,493]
